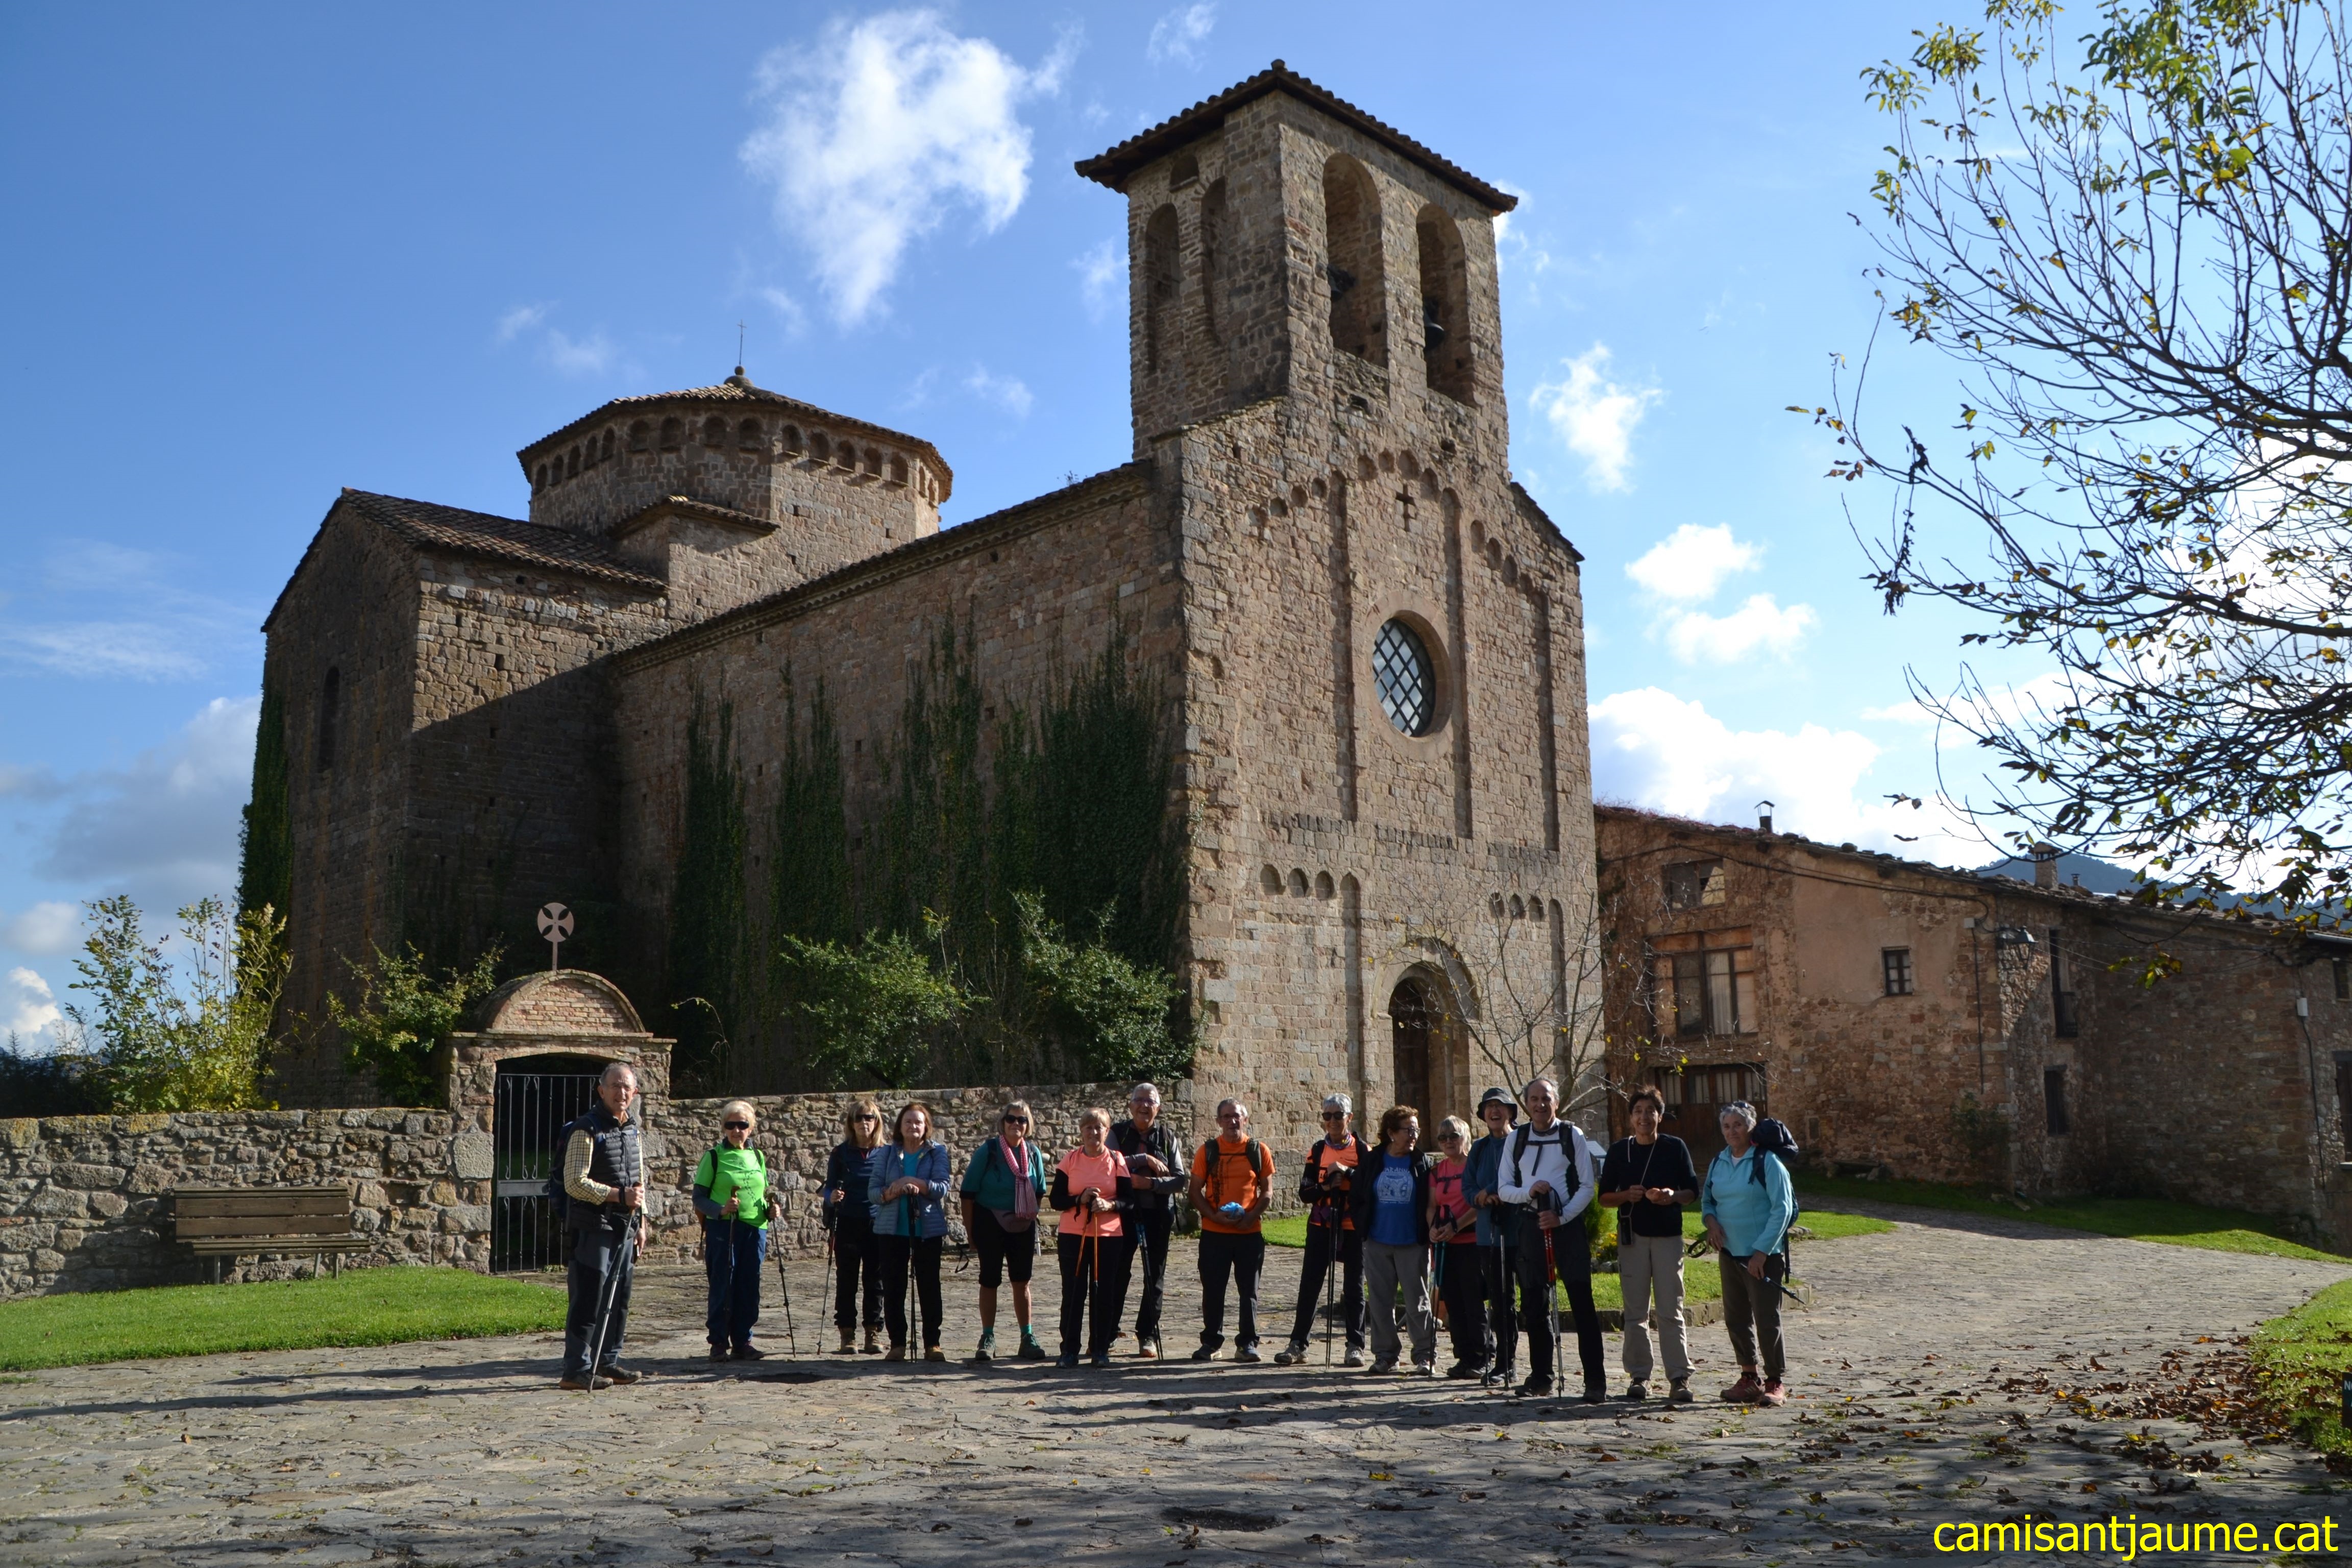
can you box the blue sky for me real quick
[0,1,2055,1043]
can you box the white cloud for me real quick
[2,902,78,958]
[1625,523,1762,603]
[1662,593,1817,665]
[1491,185,1550,277]
[1529,344,1661,492]
[33,696,257,912]
[742,11,1073,325]
[1146,3,1215,66]
[1590,687,1982,856]
[544,329,615,376]
[760,286,808,337]
[495,303,549,344]
[964,364,1034,418]
[0,542,253,682]
[2,967,59,1047]
[1073,238,1122,322]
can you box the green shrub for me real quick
[774,921,981,1089]
[1013,891,1184,1082]
[61,895,285,1113]
[327,944,502,1107]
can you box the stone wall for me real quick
[0,1109,470,1297]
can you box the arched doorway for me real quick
[1388,970,1464,1130]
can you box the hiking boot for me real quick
[1088,1352,1112,1369]
[1056,1352,1081,1368]
[1669,1377,1695,1404]
[862,1329,884,1355]
[837,1330,857,1355]
[1190,1344,1219,1362]
[1137,1337,1160,1361]
[1622,1381,1649,1402]
[1409,1361,1437,1378]
[972,1328,996,1364]
[598,1364,642,1385]
[707,1345,730,1362]
[1720,1371,1762,1404]
[1272,1342,1309,1366]
[557,1374,610,1392]
[1016,1332,1047,1362]
[1757,1379,1788,1407]
[1582,1380,1609,1405]
[884,1343,906,1362]
[1342,1346,1367,1369]
[1515,1371,1552,1398]
[923,1345,947,1363]
[1444,1360,1481,1381]
[1367,1357,1398,1376]
[1235,1344,1263,1364]
[730,1344,766,1361]
[1482,1364,1514,1389]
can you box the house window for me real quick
[2044,1066,2070,1136]
[2050,927,2080,1037]
[1650,930,1758,1038]
[1662,860,1726,910]
[1882,947,1915,996]
[2334,955,2349,1001]
[2337,1054,2352,1149]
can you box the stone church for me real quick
[260,63,1599,1150]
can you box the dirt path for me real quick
[1,1212,2344,1564]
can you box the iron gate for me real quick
[492,1061,601,1273]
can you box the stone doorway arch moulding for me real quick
[1367,945,1478,1133]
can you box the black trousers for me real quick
[1196,1229,1265,1350]
[1482,1234,1522,1373]
[1057,1229,1136,1357]
[1513,1223,1604,1388]
[1285,1221,1366,1350]
[562,1216,635,1378]
[1123,1208,1173,1342]
[879,1233,944,1349]
[1435,1242,1488,1367]
[832,1219,883,1333]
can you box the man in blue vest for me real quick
[559,1062,648,1391]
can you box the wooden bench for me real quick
[169,1186,372,1283]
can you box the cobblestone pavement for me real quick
[2,1209,2346,1565]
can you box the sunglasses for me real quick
[723,1120,750,1131]
[1321,1111,1347,1120]
[1003,1117,1031,1126]
[854,1113,878,1122]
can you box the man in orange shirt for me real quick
[1275,1093,1367,1366]
[1187,1097,1272,1362]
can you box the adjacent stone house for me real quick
[256,64,1600,1152]
[1596,804,2352,1244]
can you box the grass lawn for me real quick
[2249,1279,2352,1462]
[0,1266,567,1372]
[1262,1208,1892,1312]
[1795,1174,2352,1264]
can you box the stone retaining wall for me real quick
[0,1109,468,1297]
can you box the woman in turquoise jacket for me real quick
[870,1100,952,1361]
[957,1100,1051,1362]
[1699,1100,1798,1408]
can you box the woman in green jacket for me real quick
[959,1101,1050,1361]
[692,1098,772,1361]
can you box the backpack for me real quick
[1506,1122,1586,1209]
[542,1111,632,1222]
[1749,1117,1801,1222]
[1202,1137,1268,1212]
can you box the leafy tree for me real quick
[326,944,502,1107]
[1012,891,1185,1082]
[772,918,981,1088]
[1827,0,2352,908]
[236,676,290,920]
[61,895,286,1113]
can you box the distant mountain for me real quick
[1976,851,2147,895]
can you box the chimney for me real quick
[1756,800,1775,835]
[2032,842,2059,889]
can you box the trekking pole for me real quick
[1319,1208,1336,1367]
[1541,1196,1562,1400]
[584,1209,638,1400]
[773,1181,798,1359]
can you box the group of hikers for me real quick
[552,1063,1799,1409]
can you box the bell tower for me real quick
[1076,61,1518,461]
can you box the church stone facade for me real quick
[261,64,1599,1152]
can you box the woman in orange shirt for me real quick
[1427,1116,1488,1379]
[1050,1108,1134,1369]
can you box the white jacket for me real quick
[1497,1120,1595,1222]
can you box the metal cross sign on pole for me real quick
[536,902,574,972]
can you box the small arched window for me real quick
[1416,205,1473,403]
[533,463,548,493]
[566,447,580,478]
[738,418,763,451]
[1260,864,1282,895]
[863,447,881,476]
[627,420,651,453]
[781,425,803,455]
[600,429,617,462]
[701,416,726,448]
[888,453,909,485]
[809,431,830,464]
[1199,179,1228,345]
[316,667,341,774]
[1324,156,1386,365]
[660,416,684,451]
[1143,203,1179,374]
[1287,868,1310,896]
